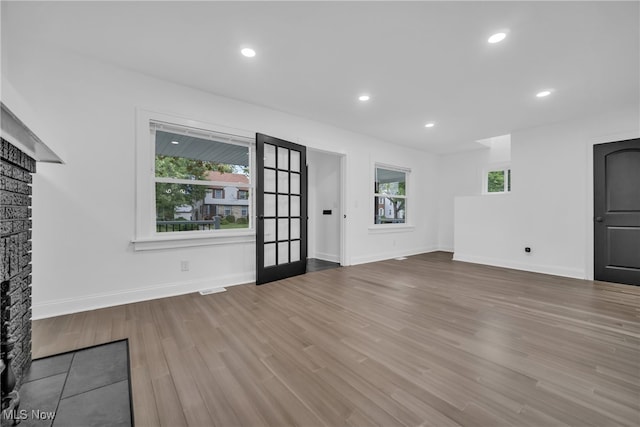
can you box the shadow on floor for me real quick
[307,258,341,272]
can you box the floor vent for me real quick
[394,257,408,261]
[199,288,226,295]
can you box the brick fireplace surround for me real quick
[1,137,35,412]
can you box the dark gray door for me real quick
[256,133,307,285]
[594,138,640,286]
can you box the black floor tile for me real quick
[17,373,66,427]
[53,380,131,427]
[12,340,132,427]
[61,340,128,398]
[23,353,73,383]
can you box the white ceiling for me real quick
[3,1,639,154]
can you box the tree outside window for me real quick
[486,168,511,193]
[153,125,251,232]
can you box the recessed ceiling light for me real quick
[536,89,553,98]
[171,141,180,145]
[488,32,507,44]
[358,95,370,101]
[241,48,256,58]
[425,123,435,128]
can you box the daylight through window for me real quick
[152,122,252,233]
[486,167,511,193]
[374,166,408,224]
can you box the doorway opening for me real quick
[307,149,345,272]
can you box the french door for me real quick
[255,133,307,285]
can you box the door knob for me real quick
[595,216,603,222]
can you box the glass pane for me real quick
[375,167,406,196]
[264,219,276,242]
[155,130,250,180]
[264,194,276,217]
[277,147,289,170]
[290,195,300,217]
[278,171,289,193]
[264,169,276,193]
[291,218,300,239]
[291,240,301,262]
[155,183,251,232]
[291,173,300,195]
[264,243,276,267]
[278,195,289,217]
[278,241,289,264]
[290,150,301,172]
[264,144,276,168]
[374,196,406,224]
[487,170,505,193]
[278,218,289,240]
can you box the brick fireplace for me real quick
[1,101,62,417]
[1,137,35,413]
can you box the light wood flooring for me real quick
[33,252,640,426]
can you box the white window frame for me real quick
[370,163,413,231]
[483,164,511,194]
[133,109,255,251]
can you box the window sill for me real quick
[482,191,512,196]
[368,224,415,234]
[132,230,256,251]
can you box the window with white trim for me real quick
[374,165,409,224]
[151,120,252,233]
[485,167,511,193]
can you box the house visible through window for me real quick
[152,121,251,233]
[374,165,409,224]
[486,167,511,193]
[238,190,249,200]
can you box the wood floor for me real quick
[33,252,640,426]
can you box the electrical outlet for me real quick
[180,260,189,271]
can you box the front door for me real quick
[594,138,640,286]
[256,133,307,285]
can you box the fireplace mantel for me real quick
[1,102,63,164]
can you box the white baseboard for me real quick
[351,246,439,266]
[314,252,340,263]
[452,253,585,279]
[32,272,254,320]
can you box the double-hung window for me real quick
[151,121,252,233]
[374,165,409,225]
[134,110,255,250]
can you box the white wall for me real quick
[437,148,489,251]
[3,40,439,318]
[453,107,639,279]
[308,150,341,263]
